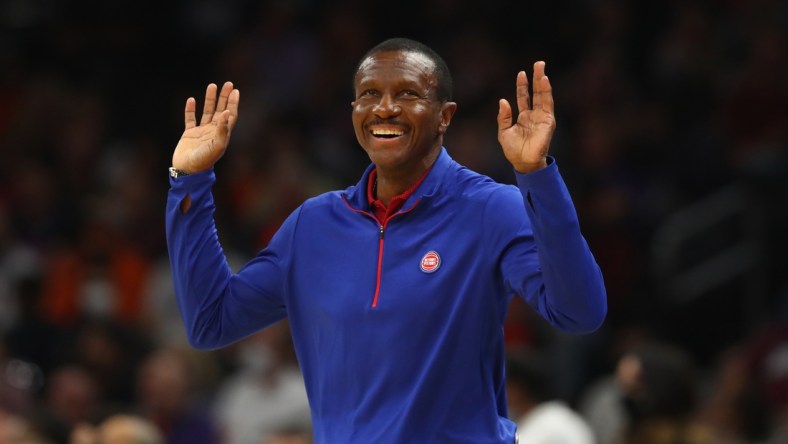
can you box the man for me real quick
[166,38,606,443]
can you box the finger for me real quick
[536,75,555,115]
[515,71,530,114]
[200,83,218,126]
[532,61,554,113]
[213,81,234,120]
[497,99,513,133]
[184,97,197,129]
[227,88,240,130]
[216,110,231,149]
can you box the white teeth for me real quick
[372,129,403,136]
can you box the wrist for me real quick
[513,158,548,174]
[169,167,191,178]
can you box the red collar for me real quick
[367,167,430,223]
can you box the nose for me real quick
[372,94,401,117]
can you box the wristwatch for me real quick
[169,167,190,178]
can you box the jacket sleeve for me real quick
[490,158,607,333]
[165,169,293,349]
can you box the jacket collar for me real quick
[343,147,454,211]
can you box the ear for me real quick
[438,101,457,135]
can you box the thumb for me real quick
[497,99,512,133]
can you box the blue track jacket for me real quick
[166,148,607,443]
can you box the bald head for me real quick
[98,415,163,444]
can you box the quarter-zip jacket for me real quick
[166,148,607,444]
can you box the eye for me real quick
[359,89,377,98]
[400,89,419,98]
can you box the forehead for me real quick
[355,50,438,87]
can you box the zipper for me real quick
[341,196,421,308]
[372,224,385,308]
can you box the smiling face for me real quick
[352,50,456,178]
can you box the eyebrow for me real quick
[355,76,430,91]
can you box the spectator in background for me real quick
[68,318,151,406]
[0,204,42,334]
[698,319,788,444]
[70,413,163,444]
[613,341,716,444]
[506,349,595,443]
[42,365,100,433]
[0,408,54,444]
[576,324,653,444]
[0,336,35,417]
[135,347,220,444]
[40,207,150,328]
[212,320,311,444]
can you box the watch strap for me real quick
[169,167,190,178]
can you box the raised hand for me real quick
[496,61,556,173]
[172,81,240,173]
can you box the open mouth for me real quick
[371,128,404,139]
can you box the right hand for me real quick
[172,81,240,173]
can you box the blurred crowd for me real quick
[1,0,787,443]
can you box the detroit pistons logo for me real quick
[420,250,441,273]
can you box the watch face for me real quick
[169,167,188,178]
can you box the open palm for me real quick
[172,81,240,173]
[497,62,556,173]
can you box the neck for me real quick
[375,148,440,205]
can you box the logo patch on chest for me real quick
[420,250,441,273]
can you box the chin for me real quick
[364,147,405,168]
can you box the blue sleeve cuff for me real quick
[513,156,560,192]
[168,168,216,194]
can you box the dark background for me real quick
[1,0,786,442]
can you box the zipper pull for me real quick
[379,224,384,239]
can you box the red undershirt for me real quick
[367,167,431,224]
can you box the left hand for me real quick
[497,61,556,173]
